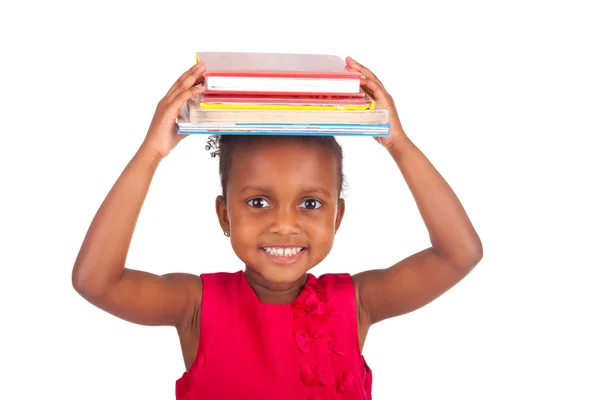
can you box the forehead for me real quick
[227,138,338,195]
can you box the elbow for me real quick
[72,251,92,296]
[71,264,112,299]
[465,245,483,270]
[72,266,93,297]
[435,234,483,272]
[453,237,483,271]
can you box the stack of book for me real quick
[177,52,390,137]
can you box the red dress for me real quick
[175,271,372,400]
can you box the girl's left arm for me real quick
[348,57,483,326]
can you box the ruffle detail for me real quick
[295,328,327,353]
[336,371,354,394]
[301,363,335,387]
[293,275,361,399]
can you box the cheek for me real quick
[230,212,262,239]
[229,215,262,263]
[305,211,338,242]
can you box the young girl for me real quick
[72,56,482,399]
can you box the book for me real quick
[196,52,362,96]
[176,99,390,137]
[177,123,390,137]
[188,107,389,125]
[176,52,389,137]
[198,92,375,111]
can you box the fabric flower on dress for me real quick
[295,327,327,353]
[304,292,328,316]
[327,332,344,356]
[301,363,335,387]
[335,371,354,394]
[293,285,328,318]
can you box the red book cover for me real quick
[198,93,370,105]
[196,52,362,96]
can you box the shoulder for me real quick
[314,272,352,284]
[307,272,368,350]
[310,272,355,304]
[314,272,353,288]
[200,270,244,286]
[176,271,242,332]
[162,272,204,298]
[170,271,243,312]
[198,270,245,300]
[317,273,369,325]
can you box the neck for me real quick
[244,267,307,304]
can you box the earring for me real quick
[224,230,230,237]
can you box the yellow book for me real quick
[188,106,389,125]
[198,93,375,111]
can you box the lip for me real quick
[260,244,306,248]
[260,246,307,265]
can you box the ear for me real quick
[215,195,230,233]
[334,198,345,233]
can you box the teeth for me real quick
[263,247,303,257]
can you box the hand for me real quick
[346,56,408,151]
[140,62,206,160]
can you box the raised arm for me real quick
[72,63,206,327]
[346,57,483,327]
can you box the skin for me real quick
[216,137,344,291]
[72,58,482,371]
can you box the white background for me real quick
[1,0,599,399]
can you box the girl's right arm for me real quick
[72,63,206,327]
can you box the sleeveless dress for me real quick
[175,270,372,400]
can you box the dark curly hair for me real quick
[206,135,346,200]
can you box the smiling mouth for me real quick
[261,247,307,257]
[259,246,308,265]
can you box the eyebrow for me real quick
[301,188,332,198]
[237,186,332,198]
[237,186,271,196]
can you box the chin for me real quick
[263,266,310,284]
[236,245,328,283]
[243,255,314,285]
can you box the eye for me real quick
[300,199,323,210]
[247,197,271,208]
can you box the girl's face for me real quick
[216,138,345,285]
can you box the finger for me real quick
[346,56,384,88]
[360,77,388,103]
[166,62,205,102]
[165,85,206,120]
[360,83,376,100]
[166,62,205,97]
[165,63,200,98]
[165,62,205,99]
[165,74,206,104]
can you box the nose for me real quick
[269,205,301,236]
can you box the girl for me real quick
[72,56,482,399]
